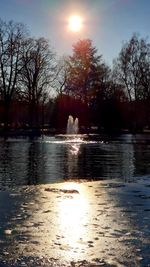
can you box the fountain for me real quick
[50,114,96,146]
[74,118,79,134]
[67,115,79,135]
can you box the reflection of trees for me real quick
[0,140,29,187]
[0,139,56,186]
[64,143,105,181]
[99,140,135,182]
[1,135,150,186]
[133,138,150,177]
[27,141,48,185]
[40,142,67,182]
[116,142,135,182]
[78,144,103,180]
[68,137,135,182]
[0,141,13,186]
[27,142,40,184]
[0,139,48,186]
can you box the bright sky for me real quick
[0,0,149,65]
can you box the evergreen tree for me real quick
[65,39,107,105]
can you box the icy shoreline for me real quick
[0,179,150,266]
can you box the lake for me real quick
[1,134,150,266]
[0,134,150,187]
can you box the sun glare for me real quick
[68,15,83,32]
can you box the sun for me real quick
[68,15,83,32]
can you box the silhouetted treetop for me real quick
[114,33,150,101]
[64,39,109,104]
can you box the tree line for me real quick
[0,19,56,132]
[0,19,150,134]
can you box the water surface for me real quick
[0,134,150,187]
[0,134,150,266]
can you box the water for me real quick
[1,134,150,266]
[67,115,79,134]
[0,134,150,188]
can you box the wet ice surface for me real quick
[0,180,150,266]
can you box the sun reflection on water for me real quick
[5,181,143,265]
[57,182,88,248]
[69,144,80,155]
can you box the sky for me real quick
[0,0,149,66]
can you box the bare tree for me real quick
[113,34,150,101]
[20,37,56,127]
[54,56,69,97]
[113,33,150,130]
[138,39,150,100]
[0,19,27,128]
